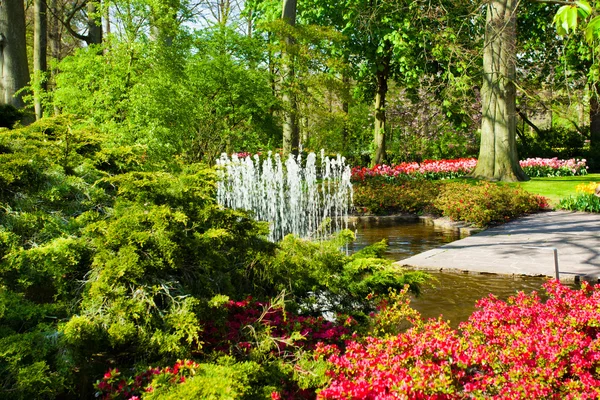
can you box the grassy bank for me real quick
[506,174,600,207]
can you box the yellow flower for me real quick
[575,182,598,194]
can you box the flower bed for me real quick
[352,158,477,182]
[318,281,600,399]
[520,157,588,177]
[558,181,600,213]
[352,157,588,182]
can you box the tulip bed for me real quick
[351,157,588,182]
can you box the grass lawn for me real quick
[505,174,600,207]
[450,174,600,208]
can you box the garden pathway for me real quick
[396,211,600,281]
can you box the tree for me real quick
[56,0,103,45]
[0,0,30,108]
[34,0,48,120]
[471,0,529,181]
[281,0,299,154]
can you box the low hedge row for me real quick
[353,180,548,227]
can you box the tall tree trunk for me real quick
[247,8,253,37]
[281,0,299,155]
[48,0,61,60]
[373,52,390,166]
[48,0,61,115]
[342,74,349,152]
[0,0,30,108]
[471,0,528,182]
[103,0,111,37]
[87,1,103,45]
[34,0,48,120]
[590,83,600,171]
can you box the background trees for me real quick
[2,0,598,169]
[0,0,30,108]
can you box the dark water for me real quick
[350,218,574,327]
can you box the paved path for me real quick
[396,211,600,281]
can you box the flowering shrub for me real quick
[520,157,588,177]
[352,157,588,182]
[202,296,354,357]
[319,281,600,399]
[434,182,548,226]
[95,360,199,399]
[353,180,547,225]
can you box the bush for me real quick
[319,280,600,398]
[353,180,547,226]
[352,180,439,215]
[434,182,547,227]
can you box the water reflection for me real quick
[349,218,462,261]
[351,218,577,327]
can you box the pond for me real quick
[349,217,575,327]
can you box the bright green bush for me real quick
[1,119,430,398]
[434,182,546,227]
[557,193,600,212]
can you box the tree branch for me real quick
[45,0,89,43]
[528,0,575,6]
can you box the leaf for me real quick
[553,5,571,36]
[585,15,600,43]
[576,0,592,18]
[567,6,579,31]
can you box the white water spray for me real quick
[216,151,353,242]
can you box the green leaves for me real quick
[553,0,600,44]
[585,15,600,43]
[553,5,579,36]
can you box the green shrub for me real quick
[353,180,547,226]
[434,182,545,226]
[352,180,439,215]
[557,193,600,212]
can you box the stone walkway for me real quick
[396,211,600,281]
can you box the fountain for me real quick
[216,150,353,242]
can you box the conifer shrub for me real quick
[1,119,430,398]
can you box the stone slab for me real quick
[395,211,600,281]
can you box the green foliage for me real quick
[557,193,600,212]
[52,29,279,164]
[517,127,587,160]
[267,232,429,317]
[352,180,439,215]
[353,180,546,227]
[434,182,545,227]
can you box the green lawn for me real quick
[505,174,600,207]
[450,174,600,208]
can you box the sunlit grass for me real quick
[507,174,600,207]
[449,174,600,208]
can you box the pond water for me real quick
[350,218,576,327]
